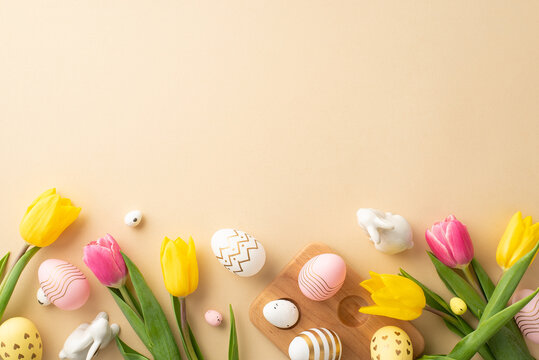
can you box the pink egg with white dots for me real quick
[298,253,346,301]
[205,310,223,326]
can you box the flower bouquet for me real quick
[360,212,539,360]
[84,234,239,360]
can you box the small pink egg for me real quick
[298,253,346,301]
[512,289,539,344]
[205,310,223,326]
[38,259,90,310]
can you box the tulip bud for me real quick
[83,234,128,288]
[425,215,474,269]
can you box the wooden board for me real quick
[249,243,424,359]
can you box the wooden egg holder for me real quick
[249,243,424,359]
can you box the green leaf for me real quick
[188,323,204,359]
[448,289,539,360]
[228,305,239,360]
[0,247,40,320]
[122,253,182,360]
[109,288,152,350]
[0,253,10,281]
[400,269,496,360]
[479,240,539,324]
[427,252,486,318]
[470,259,495,301]
[115,337,151,360]
[469,259,531,358]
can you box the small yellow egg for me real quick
[370,326,413,360]
[450,297,467,315]
[0,317,43,360]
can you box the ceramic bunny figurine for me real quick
[356,208,413,254]
[59,312,120,360]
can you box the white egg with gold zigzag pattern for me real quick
[211,229,266,277]
[288,328,342,360]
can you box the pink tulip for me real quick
[83,234,127,288]
[425,215,474,268]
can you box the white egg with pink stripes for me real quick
[37,259,90,310]
[298,253,346,301]
[288,327,342,360]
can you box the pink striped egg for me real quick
[512,289,539,344]
[298,253,346,301]
[38,259,90,310]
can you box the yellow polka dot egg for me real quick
[0,317,42,360]
[370,326,412,360]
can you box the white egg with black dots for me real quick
[263,299,299,329]
[124,210,142,227]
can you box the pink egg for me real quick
[298,253,346,301]
[205,310,223,326]
[38,259,90,310]
[512,289,539,344]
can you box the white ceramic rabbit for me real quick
[59,312,120,360]
[356,208,413,254]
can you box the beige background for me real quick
[1,1,538,359]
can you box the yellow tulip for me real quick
[19,188,81,247]
[359,271,426,321]
[160,236,199,297]
[496,211,539,270]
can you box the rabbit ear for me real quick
[366,225,382,245]
[373,216,394,230]
[86,342,101,360]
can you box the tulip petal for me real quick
[445,221,474,266]
[426,228,457,267]
[359,304,422,321]
[187,237,199,293]
[496,212,524,269]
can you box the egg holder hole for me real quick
[337,295,369,327]
[277,298,301,330]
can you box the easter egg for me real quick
[288,328,341,360]
[512,289,539,344]
[204,310,223,327]
[211,229,266,277]
[263,299,299,329]
[38,259,90,310]
[450,297,467,315]
[0,317,43,360]
[124,210,142,227]
[370,326,413,360]
[298,253,346,301]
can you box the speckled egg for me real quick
[0,317,43,360]
[38,259,90,310]
[370,326,413,360]
[288,328,341,360]
[512,289,539,344]
[204,310,223,327]
[211,229,266,277]
[298,253,346,301]
[263,299,299,329]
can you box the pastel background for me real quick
[1,1,538,359]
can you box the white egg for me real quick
[263,299,299,329]
[211,229,265,277]
[124,210,142,227]
[288,328,342,360]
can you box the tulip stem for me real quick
[119,285,140,317]
[180,297,198,359]
[425,306,460,326]
[462,264,483,298]
[0,244,30,294]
